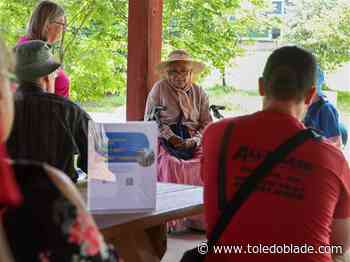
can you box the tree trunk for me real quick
[222,69,226,87]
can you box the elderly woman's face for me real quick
[167,61,192,89]
[0,69,14,143]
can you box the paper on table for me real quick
[87,121,158,213]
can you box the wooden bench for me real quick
[80,182,203,262]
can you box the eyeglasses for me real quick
[53,21,67,30]
[167,70,191,77]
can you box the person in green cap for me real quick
[0,37,118,262]
[7,40,91,183]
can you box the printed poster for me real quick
[87,121,158,214]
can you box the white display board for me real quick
[87,121,158,214]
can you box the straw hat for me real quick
[15,40,61,81]
[156,49,205,74]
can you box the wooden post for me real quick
[126,0,163,121]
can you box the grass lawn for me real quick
[206,85,261,117]
[80,94,125,112]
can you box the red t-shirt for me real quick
[202,111,350,262]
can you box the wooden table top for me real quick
[79,182,204,230]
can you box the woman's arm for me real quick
[144,83,179,141]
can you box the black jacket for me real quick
[7,84,91,182]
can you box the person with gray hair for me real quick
[17,0,70,97]
[0,37,118,262]
[7,40,90,183]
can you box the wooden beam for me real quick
[126,0,163,121]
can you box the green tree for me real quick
[0,0,269,100]
[0,0,128,102]
[282,0,350,71]
[61,0,128,101]
[162,0,269,86]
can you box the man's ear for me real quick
[305,86,316,105]
[258,77,265,96]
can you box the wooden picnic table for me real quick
[80,183,204,262]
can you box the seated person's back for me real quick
[204,113,349,261]
[3,160,117,261]
[7,40,90,182]
[303,66,346,148]
[202,47,350,262]
[7,86,90,180]
[0,38,115,261]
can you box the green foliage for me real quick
[282,0,350,72]
[59,0,128,102]
[206,84,260,114]
[0,0,268,101]
[0,0,128,102]
[163,0,268,76]
[80,94,125,112]
[0,0,34,42]
[337,91,350,113]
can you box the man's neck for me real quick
[262,98,305,121]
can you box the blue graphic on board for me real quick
[106,132,150,163]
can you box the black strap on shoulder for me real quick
[218,122,235,210]
[208,127,318,251]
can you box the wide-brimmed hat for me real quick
[156,49,205,74]
[15,40,61,81]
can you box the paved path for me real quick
[88,105,126,123]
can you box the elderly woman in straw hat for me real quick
[145,49,212,230]
[145,49,212,156]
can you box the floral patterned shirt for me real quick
[2,161,118,262]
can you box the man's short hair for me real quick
[262,46,317,101]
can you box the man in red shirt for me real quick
[202,46,350,262]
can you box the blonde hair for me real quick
[27,0,65,41]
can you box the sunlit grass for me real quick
[80,94,125,112]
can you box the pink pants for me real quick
[157,142,206,231]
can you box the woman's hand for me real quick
[184,138,196,149]
[168,136,185,149]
